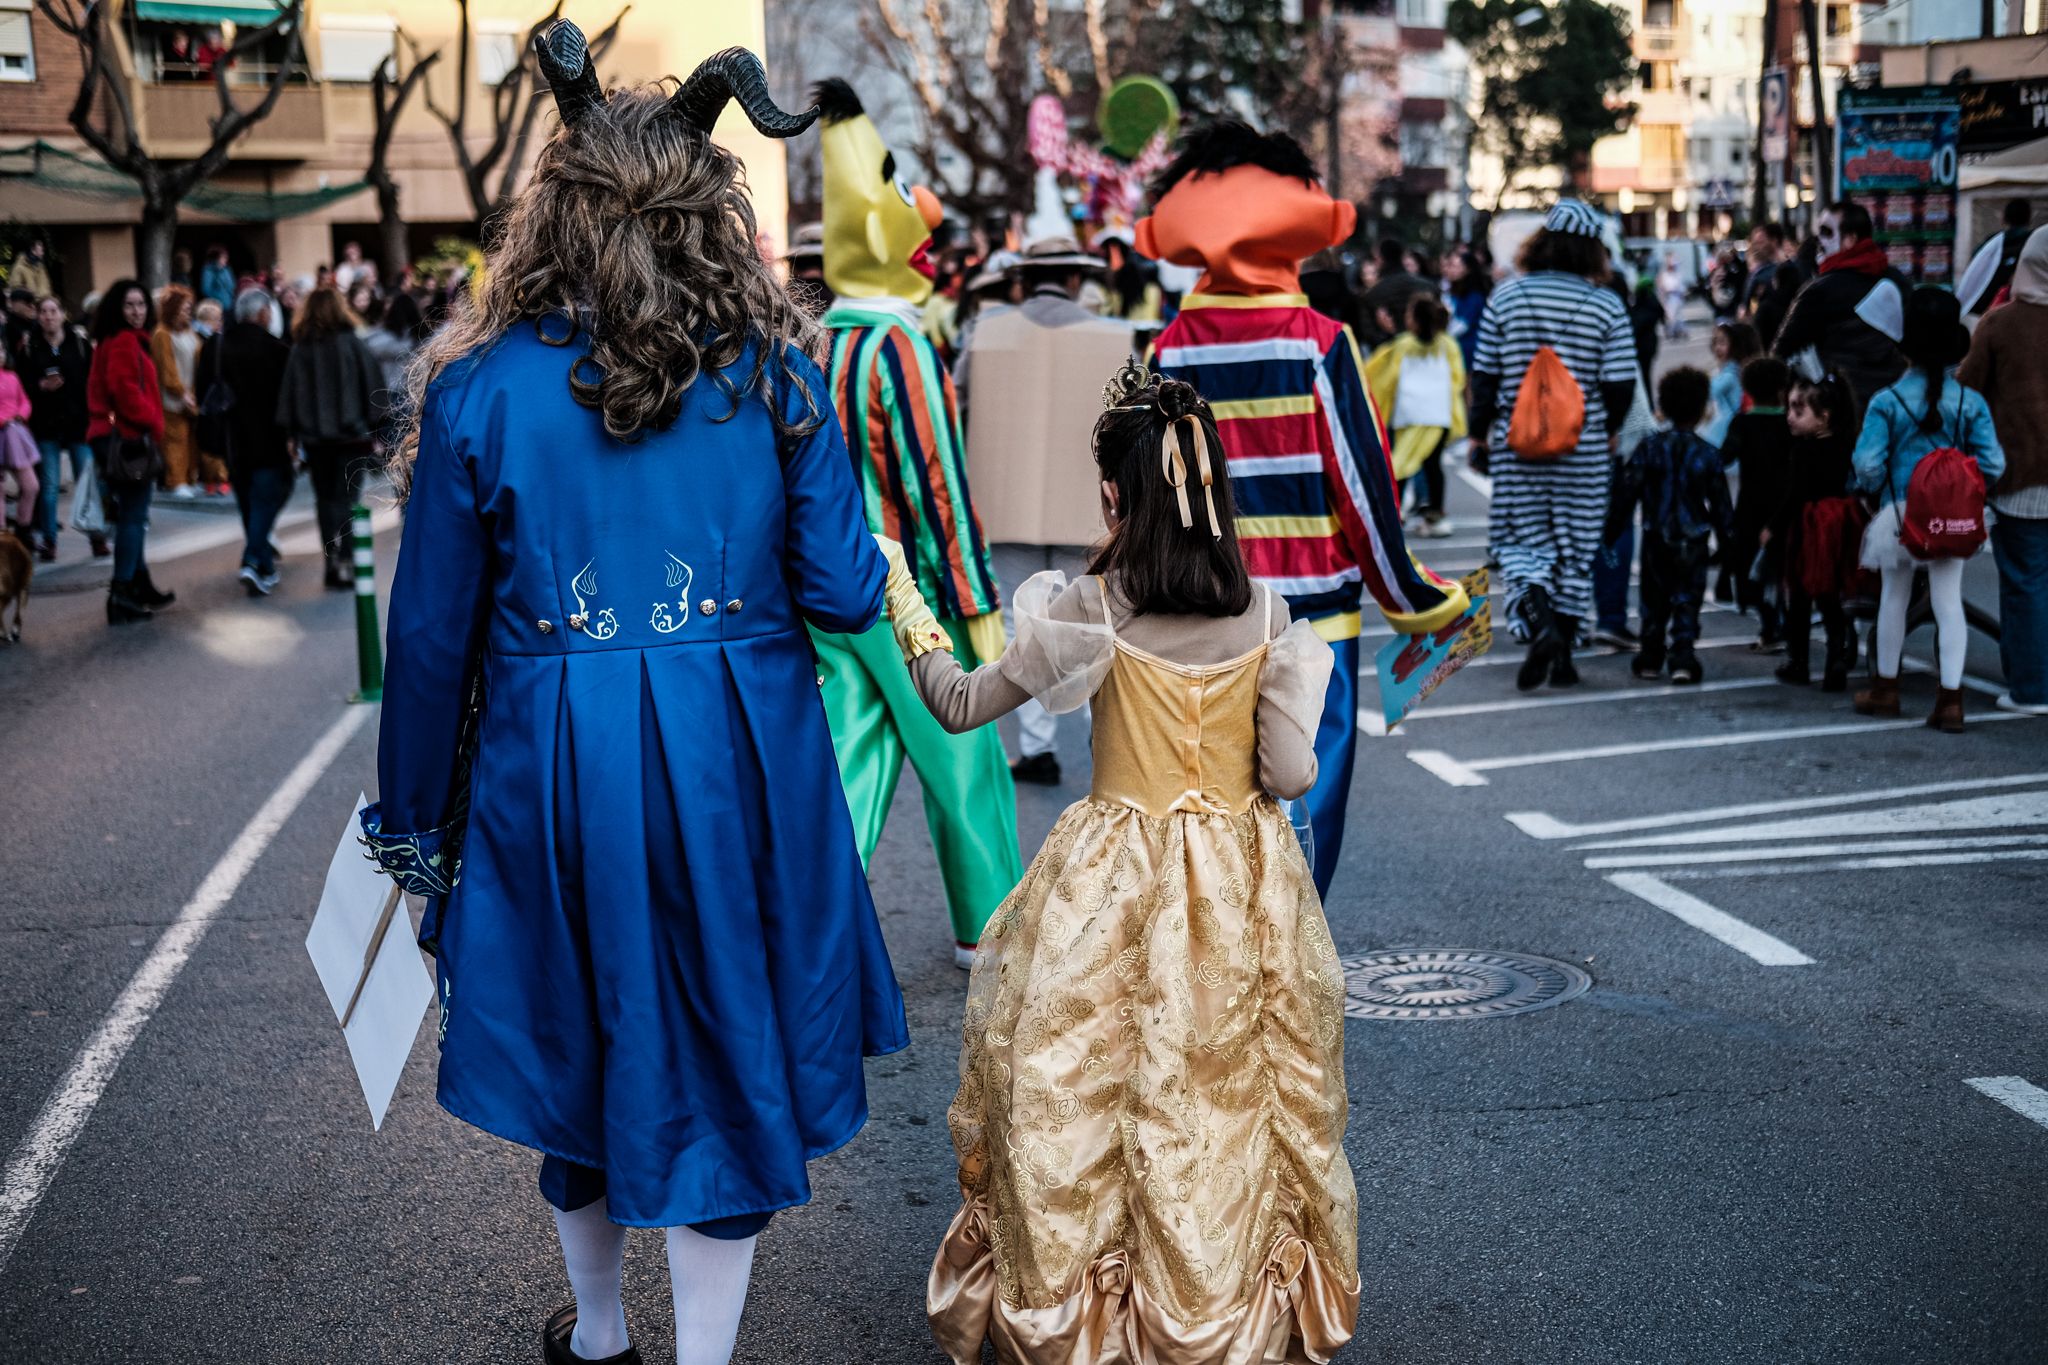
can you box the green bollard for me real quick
[350,504,384,703]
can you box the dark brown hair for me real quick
[1088,377,1252,618]
[293,285,362,342]
[1516,227,1610,282]
[1408,293,1449,344]
[91,280,154,341]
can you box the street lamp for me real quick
[1618,186,1636,215]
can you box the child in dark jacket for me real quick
[1718,357,1793,650]
[1606,366,1731,684]
[1773,373,1861,689]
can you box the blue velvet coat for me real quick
[367,319,907,1228]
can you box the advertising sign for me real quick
[1836,87,1962,288]
[1958,76,2048,154]
[1761,68,1791,165]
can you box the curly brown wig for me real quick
[396,83,822,484]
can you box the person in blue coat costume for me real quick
[358,30,906,1365]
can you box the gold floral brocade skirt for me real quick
[927,797,1360,1365]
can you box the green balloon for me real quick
[1099,75,1180,160]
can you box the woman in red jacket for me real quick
[86,280,174,623]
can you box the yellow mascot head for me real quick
[813,78,943,304]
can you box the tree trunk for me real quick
[1800,0,1831,209]
[376,177,410,284]
[137,194,178,292]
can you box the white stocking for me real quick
[666,1224,758,1365]
[1875,564,1913,678]
[552,1199,630,1359]
[1925,557,1967,688]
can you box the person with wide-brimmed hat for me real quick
[956,231,1128,784]
[1851,286,2005,731]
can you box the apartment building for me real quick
[0,0,786,302]
[1332,0,1474,242]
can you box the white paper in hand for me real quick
[306,795,434,1129]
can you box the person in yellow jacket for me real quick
[1365,291,1466,538]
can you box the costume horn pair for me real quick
[532,18,816,138]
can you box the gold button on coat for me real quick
[724,599,743,614]
[698,599,717,617]
[537,620,554,634]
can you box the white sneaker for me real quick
[953,942,977,970]
[171,484,199,500]
[1422,518,1455,538]
[238,564,262,595]
[1994,692,2048,716]
[257,570,280,595]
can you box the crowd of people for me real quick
[3,237,438,618]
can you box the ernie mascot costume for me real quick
[810,78,1022,966]
[1141,121,1468,895]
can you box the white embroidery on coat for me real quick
[650,553,695,634]
[569,561,619,640]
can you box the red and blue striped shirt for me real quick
[1151,294,1464,641]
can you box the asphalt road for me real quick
[3,383,2045,1364]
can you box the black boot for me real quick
[131,565,176,608]
[1515,585,1560,692]
[1820,622,1855,693]
[106,580,155,625]
[1549,615,1581,687]
[1776,626,1812,685]
[541,1304,641,1365]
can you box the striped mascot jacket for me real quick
[822,298,1002,624]
[1151,293,1467,642]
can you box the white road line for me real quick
[0,705,371,1273]
[1406,749,1491,786]
[1455,465,1494,499]
[1584,833,2048,870]
[1578,791,2048,849]
[1359,635,1755,678]
[1504,772,2048,840]
[1605,872,1815,966]
[1900,653,2004,698]
[1361,676,1773,732]
[1659,848,2048,878]
[1964,1077,2048,1131]
[1406,712,2035,785]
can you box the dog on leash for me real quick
[0,525,31,643]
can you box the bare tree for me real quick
[35,0,307,288]
[856,0,1357,225]
[367,37,442,281]
[420,0,627,231]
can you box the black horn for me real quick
[671,48,817,139]
[535,18,605,125]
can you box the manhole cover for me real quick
[1340,948,1591,1021]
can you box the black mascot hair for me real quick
[810,78,865,125]
[1149,119,1321,200]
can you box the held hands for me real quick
[875,534,954,662]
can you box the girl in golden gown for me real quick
[883,366,1360,1363]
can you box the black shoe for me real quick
[131,566,176,608]
[1549,615,1581,687]
[1775,660,1812,686]
[1821,630,1855,692]
[1515,586,1559,692]
[541,1305,640,1365]
[106,581,154,625]
[1631,648,1666,679]
[34,534,56,564]
[1010,752,1061,785]
[1591,624,1639,650]
[89,534,110,558]
[1670,648,1703,685]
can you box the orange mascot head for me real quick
[1135,120,1357,297]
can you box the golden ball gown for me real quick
[914,572,1359,1364]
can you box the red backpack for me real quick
[1896,401,1988,560]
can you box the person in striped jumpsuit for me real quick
[811,79,1021,965]
[1139,120,1467,894]
[1468,200,1640,691]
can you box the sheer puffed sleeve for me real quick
[1257,596,1335,801]
[999,571,1115,714]
[909,570,1113,734]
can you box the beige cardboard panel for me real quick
[965,309,1135,546]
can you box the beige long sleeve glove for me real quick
[875,535,954,661]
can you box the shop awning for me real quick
[132,0,284,27]
[0,140,367,221]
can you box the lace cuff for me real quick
[1259,619,1336,741]
[996,570,1114,715]
[358,802,462,899]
